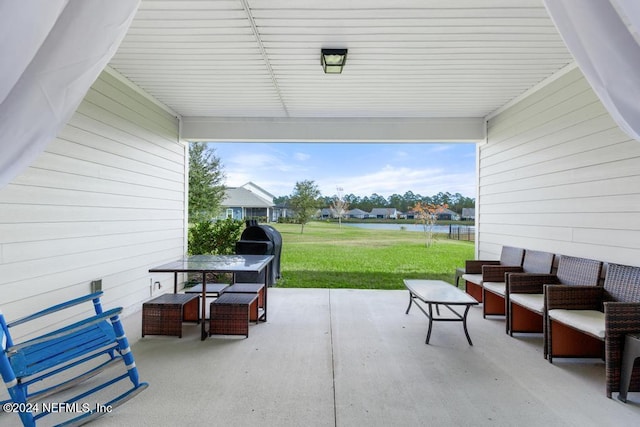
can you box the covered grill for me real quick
[235,221,282,286]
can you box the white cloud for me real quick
[225,153,280,169]
[392,150,409,159]
[429,144,453,153]
[214,143,476,198]
[317,165,475,198]
[223,151,312,192]
[294,152,311,161]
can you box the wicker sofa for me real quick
[482,249,555,319]
[545,262,640,398]
[461,246,524,303]
[506,255,602,338]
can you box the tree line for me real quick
[274,191,474,214]
[189,142,475,218]
[188,142,475,236]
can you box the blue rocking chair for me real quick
[0,291,148,426]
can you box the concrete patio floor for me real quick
[39,288,640,426]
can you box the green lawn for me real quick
[270,221,473,289]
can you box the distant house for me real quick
[461,208,475,221]
[221,182,275,222]
[347,208,368,219]
[405,209,460,221]
[370,207,398,219]
[319,207,348,219]
[320,208,333,219]
[273,204,294,220]
[437,208,461,221]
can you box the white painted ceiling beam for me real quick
[181,117,485,143]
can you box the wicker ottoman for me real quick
[209,293,259,338]
[223,283,266,321]
[142,293,200,338]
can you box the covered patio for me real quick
[90,288,640,426]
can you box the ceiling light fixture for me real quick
[321,48,348,74]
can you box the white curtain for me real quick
[544,0,640,141]
[0,0,139,188]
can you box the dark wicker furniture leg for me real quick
[618,333,640,402]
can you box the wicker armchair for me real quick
[461,246,524,303]
[507,256,602,338]
[545,263,640,398]
[482,249,555,319]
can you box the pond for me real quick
[342,223,452,233]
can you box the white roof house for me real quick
[221,182,275,222]
[223,188,273,209]
[2,1,640,347]
[347,209,369,219]
[319,208,333,218]
[370,208,398,219]
[438,209,461,221]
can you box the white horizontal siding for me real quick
[480,67,640,266]
[0,72,184,339]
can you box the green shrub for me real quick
[188,218,243,255]
[277,217,297,224]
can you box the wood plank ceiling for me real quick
[109,0,574,119]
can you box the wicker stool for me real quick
[224,283,266,321]
[618,333,640,402]
[142,293,199,338]
[209,293,258,338]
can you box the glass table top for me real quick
[149,254,274,273]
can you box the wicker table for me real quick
[142,293,200,338]
[404,279,479,345]
[149,254,273,340]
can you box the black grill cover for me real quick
[235,223,282,286]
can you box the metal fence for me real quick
[448,225,475,241]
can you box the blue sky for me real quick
[208,142,476,199]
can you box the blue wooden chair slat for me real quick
[8,307,121,352]
[13,322,118,377]
[0,291,148,426]
[6,292,106,329]
[9,314,117,377]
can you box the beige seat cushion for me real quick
[462,273,483,285]
[548,309,605,339]
[510,293,544,313]
[483,281,505,296]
